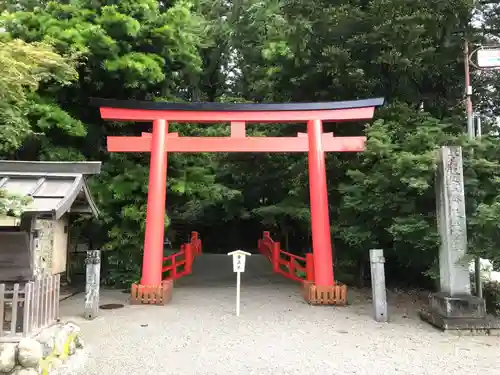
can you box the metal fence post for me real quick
[84,250,101,320]
[370,249,388,322]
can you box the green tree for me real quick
[5,0,500,289]
[0,38,82,157]
[337,104,457,285]
[2,0,215,284]
[0,36,81,215]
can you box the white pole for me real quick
[236,272,241,316]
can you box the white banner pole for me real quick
[227,250,251,317]
[236,271,241,316]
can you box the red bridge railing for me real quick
[258,231,314,283]
[162,231,202,281]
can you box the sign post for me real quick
[227,250,251,316]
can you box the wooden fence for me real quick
[162,231,202,281]
[258,231,314,283]
[0,274,61,340]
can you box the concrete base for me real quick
[419,309,500,335]
[430,292,485,318]
[130,281,173,305]
[420,292,500,335]
[301,282,347,306]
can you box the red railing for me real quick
[162,231,202,281]
[257,231,314,283]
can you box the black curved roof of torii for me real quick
[91,97,385,112]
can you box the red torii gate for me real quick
[94,98,384,304]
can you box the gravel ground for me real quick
[60,255,500,375]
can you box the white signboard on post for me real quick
[477,49,500,69]
[227,250,251,316]
[232,252,247,272]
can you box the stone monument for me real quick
[84,250,101,320]
[420,146,499,334]
[370,249,388,322]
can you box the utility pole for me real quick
[464,40,475,139]
[464,38,483,299]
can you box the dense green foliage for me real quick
[2,0,500,287]
[484,281,500,316]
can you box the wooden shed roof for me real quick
[0,161,101,220]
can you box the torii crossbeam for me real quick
[94,97,384,303]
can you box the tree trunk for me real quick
[357,259,365,288]
[280,220,289,251]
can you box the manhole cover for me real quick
[99,303,124,310]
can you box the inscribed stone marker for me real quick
[84,250,101,320]
[435,146,470,295]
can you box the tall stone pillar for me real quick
[421,146,497,333]
[435,146,470,295]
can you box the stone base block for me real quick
[302,281,347,306]
[419,309,500,335]
[429,292,485,318]
[420,292,500,335]
[130,281,173,305]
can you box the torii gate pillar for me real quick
[307,120,334,286]
[142,119,168,286]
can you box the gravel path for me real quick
[60,255,500,375]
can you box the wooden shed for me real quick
[0,161,101,339]
[0,161,101,281]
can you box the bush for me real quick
[483,281,500,316]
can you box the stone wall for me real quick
[34,219,55,278]
[0,322,84,375]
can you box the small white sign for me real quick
[228,250,251,273]
[477,49,500,69]
[233,253,246,272]
[227,250,251,316]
